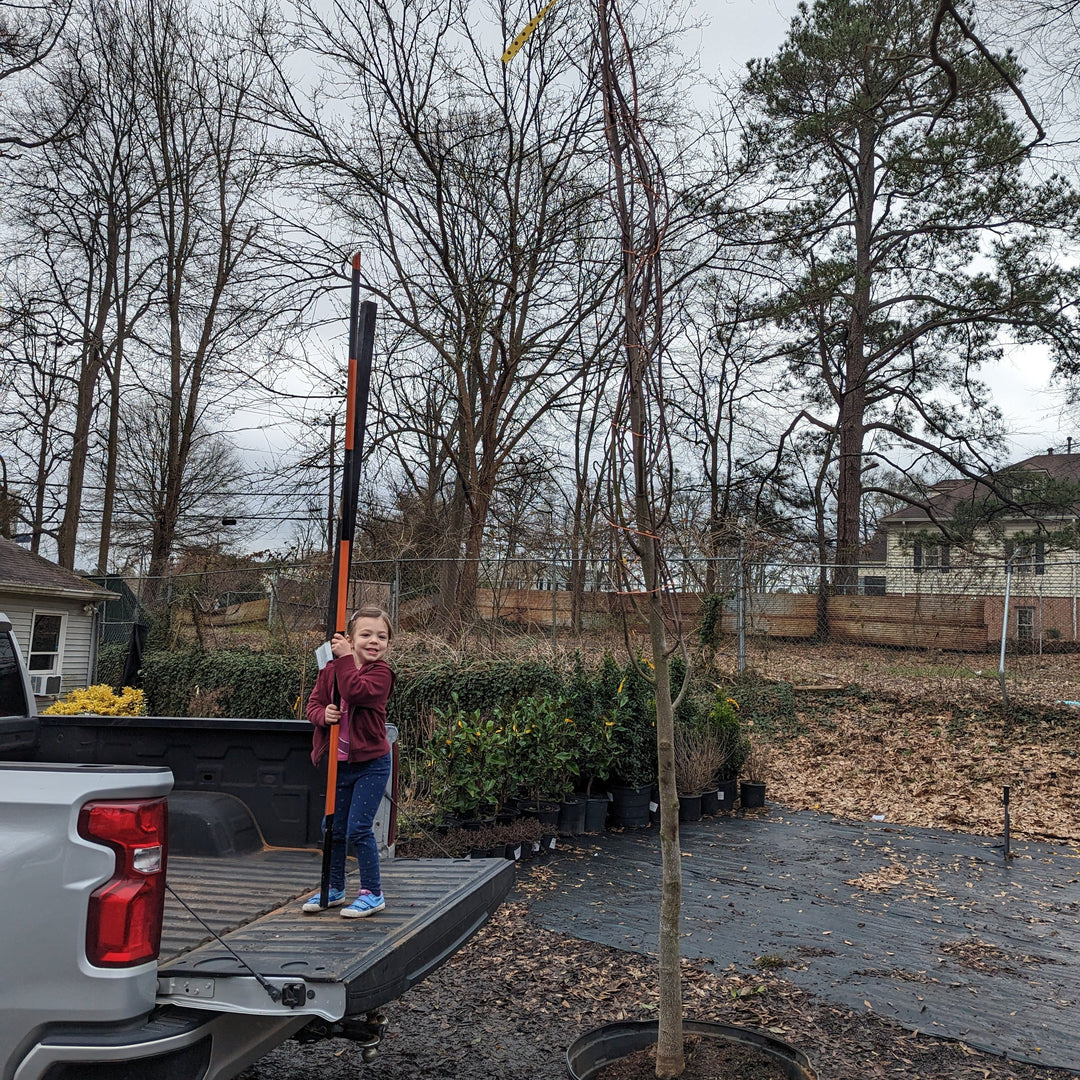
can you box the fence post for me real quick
[269,569,279,629]
[737,540,746,673]
[999,555,1013,708]
[391,560,400,628]
[551,553,558,648]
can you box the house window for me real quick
[1016,606,1035,644]
[861,576,887,596]
[1006,539,1045,575]
[28,612,65,674]
[913,541,950,573]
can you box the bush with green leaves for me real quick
[424,696,510,818]
[600,654,658,789]
[730,673,797,736]
[706,692,749,782]
[140,648,316,719]
[95,643,128,690]
[506,693,579,803]
[388,657,563,748]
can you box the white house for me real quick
[875,452,1080,644]
[0,539,118,700]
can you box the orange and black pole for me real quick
[319,252,377,908]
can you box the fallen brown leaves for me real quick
[759,693,1080,844]
[380,899,1077,1080]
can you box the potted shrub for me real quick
[673,721,723,823]
[575,677,623,832]
[606,664,658,828]
[707,693,748,813]
[424,697,508,822]
[739,719,767,809]
[509,694,574,826]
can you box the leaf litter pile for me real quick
[757,686,1080,843]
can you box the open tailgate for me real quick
[157,854,514,1020]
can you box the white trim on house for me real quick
[28,608,68,679]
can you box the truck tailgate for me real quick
[159,854,514,1017]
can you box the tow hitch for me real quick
[295,1011,389,1063]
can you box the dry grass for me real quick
[729,639,1080,709]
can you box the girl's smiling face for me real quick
[349,616,390,665]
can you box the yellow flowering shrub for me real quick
[43,684,146,717]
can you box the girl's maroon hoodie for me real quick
[306,655,394,766]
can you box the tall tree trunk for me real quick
[628,339,682,1078]
[97,333,124,573]
[57,220,120,568]
[597,0,682,1073]
[833,122,874,594]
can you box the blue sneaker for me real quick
[302,887,346,913]
[341,890,385,918]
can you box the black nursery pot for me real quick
[566,1019,817,1080]
[700,789,720,816]
[740,780,766,809]
[608,784,652,828]
[517,798,561,827]
[582,795,609,833]
[558,797,586,836]
[716,778,738,811]
[677,793,702,822]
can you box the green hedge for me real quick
[96,643,128,690]
[140,648,317,720]
[118,647,688,784]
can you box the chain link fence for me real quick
[96,553,1080,711]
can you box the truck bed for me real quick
[159,852,514,1017]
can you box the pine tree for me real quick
[741,0,1080,591]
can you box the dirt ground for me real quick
[240,884,1078,1080]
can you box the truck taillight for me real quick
[78,798,168,967]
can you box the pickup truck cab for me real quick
[0,614,513,1080]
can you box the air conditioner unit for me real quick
[30,675,62,696]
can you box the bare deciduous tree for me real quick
[270,0,618,624]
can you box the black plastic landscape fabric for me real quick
[528,810,1080,1072]
[121,622,148,687]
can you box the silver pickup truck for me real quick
[0,613,513,1080]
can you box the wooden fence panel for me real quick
[827,595,986,650]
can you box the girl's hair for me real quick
[347,605,395,642]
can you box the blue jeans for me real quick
[327,752,392,896]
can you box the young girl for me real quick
[303,606,395,917]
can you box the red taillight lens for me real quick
[78,798,168,967]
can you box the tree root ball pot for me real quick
[566,1020,817,1080]
[582,796,610,833]
[677,793,702,822]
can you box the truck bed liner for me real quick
[160,854,514,1016]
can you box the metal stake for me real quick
[1003,785,1011,860]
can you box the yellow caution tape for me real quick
[502,0,559,64]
